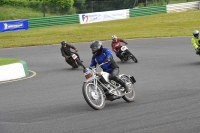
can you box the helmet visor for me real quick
[92,47,98,54]
[194,33,199,38]
[112,38,117,42]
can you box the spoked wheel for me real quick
[120,75,136,102]
[131,54,138,63]
[82,82,106,110]
[126,50,138,63]
[76,59,86,69]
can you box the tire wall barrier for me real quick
[0,60,29,82]
[129,5,167,18]
[28,14,79,28]
[166,1,200,13]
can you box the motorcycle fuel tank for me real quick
[100,71,110,82]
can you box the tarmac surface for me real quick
[0,37,200,133]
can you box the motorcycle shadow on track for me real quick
[8,103,91,123]
[61,67,85,71]
[186,61,200,66]
[115,60,137,65]
[174,61,200,67]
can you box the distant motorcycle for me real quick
[67,53,86,69]
[116,45,138,63]
[82,61,136,110]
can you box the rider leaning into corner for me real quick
[89,40,130,93]
[111,35,128,59]
[60,40,83,64]
[191,30,200,55]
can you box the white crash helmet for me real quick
[112,35,117,41]
[193,30,199,38]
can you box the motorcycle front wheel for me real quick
[76,59,86,69]
[126,50,138,63]
[131,54,138,63]
[82,82,106,110]
[120,75,136,102]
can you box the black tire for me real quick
[71,62,78,68]
[131,54,138,63]
[76,59,86,69]
[67,58,78,68]
[82,82,106,110]
[119,56,125,62]
[119,75,136,102]
[121,53,128,61]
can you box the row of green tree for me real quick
[0,0,75,15]
[0,0,188,15]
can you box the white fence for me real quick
[79,9,129,24]
[167,1,200,13]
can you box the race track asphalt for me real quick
[0,37,200,133]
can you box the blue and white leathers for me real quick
[89,48,113,72]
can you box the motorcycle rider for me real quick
[60,40,82,65]
[89,40,130,93]
[111,35,128,60]
[191,30,200,55]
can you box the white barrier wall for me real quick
[0,63,26,81]
[167,1,200,13]
[79,9,129,24]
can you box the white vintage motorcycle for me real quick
[82,62,136,110]
[117,45,138,63]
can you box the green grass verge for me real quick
[0,10,200,49]
[0,58,20,66]
[0,5,52,20]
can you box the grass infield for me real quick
[0,58,20,66]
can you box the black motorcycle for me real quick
[67,53,86,69]
[116,45,138,63]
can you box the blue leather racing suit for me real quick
[89,48,114,72]
[89,48,128,92]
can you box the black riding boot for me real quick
[109,68,129,93]
[113,77,129,93]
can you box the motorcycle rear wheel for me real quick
[120,75,136,102]
[67,59,78,68]
[82,82,106,110]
